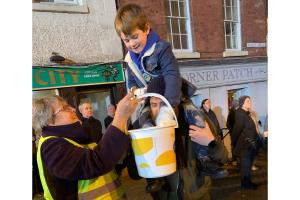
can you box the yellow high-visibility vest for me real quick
[37,136,126,200]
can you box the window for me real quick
[164,0,192,51]
[223,0,241,50]
[34,0,81,5]
[32,0,88,13]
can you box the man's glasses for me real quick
[53,104,74,116]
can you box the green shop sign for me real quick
[33,63,125,90]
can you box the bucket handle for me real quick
[137,93,178,128]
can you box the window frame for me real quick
[223,0,241,51]
[164,0,193,52]
[32,0,88,14]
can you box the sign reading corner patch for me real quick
[33,63,125,90]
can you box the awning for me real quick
[32,62,125,90]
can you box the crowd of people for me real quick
[32,3,267,200]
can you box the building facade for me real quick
[32,0,268,157]
[32,0,127,132]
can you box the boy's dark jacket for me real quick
[125,38,182,107]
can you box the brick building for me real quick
[117,0,268,157]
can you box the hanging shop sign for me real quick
[33,63,125,90]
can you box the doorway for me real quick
[227,88,249,110]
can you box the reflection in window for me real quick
[223,0,241,50]
[32,89,58,99]
[164,0,192,51]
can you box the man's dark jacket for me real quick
[81,116,103,143]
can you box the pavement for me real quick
[121,149,268,200]
[33,149,267,200]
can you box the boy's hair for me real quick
[114,3,148,37]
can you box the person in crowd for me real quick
[131,76,177,197]
[104,104,116,129]
[200,98,223,139]
[231,96,261,189]
[115,4,227,198]
[78,101,103,143]
[226,99,239,165]
[263,115,268,150]
[183,99,229,179]
[226,99,239,134]
[32,92,141,199]
[130,76,227,199]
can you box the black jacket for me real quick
[104,116,113,129]
[226,108,236,133]
[231,108,259,155]
[81,116,103,143]
[202,108,223,139]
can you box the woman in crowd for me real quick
[231,96,260,189]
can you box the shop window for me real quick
[164,0,192,51]
[32,89,58,99]
[78,90,112,133]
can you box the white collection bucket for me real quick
[128,93,178,178]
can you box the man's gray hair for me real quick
[78,99,92,112]
[32,95,65,132]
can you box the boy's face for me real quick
[120,26,150,54]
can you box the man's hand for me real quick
[112,91,142,133]
[189,122,215,146]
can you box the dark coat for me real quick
[231,108,259,155]
[226,108,236,133]
[81,116,103,143]
[40,122,130,200]
[104,116,113,129]
[202,108,223,139]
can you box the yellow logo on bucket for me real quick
[131,138,153,155]
[139,163,150,168]
[156,150,176,166]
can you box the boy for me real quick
[115,3,227,191]
[114,3,182,107]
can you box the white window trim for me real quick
[165,0,193,52]
[223,50,248,57]
[32,0,89,13]
[223,0,242,51]
[173,50,200,59]
[185,0,193,52]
